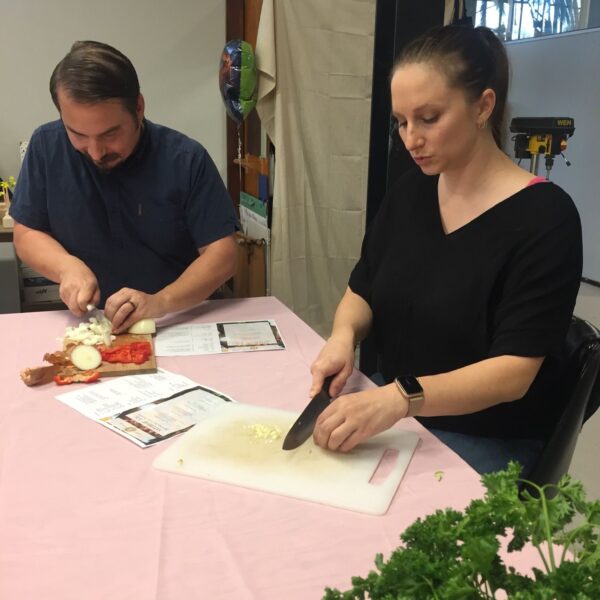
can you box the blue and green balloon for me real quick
[219,39,257,125]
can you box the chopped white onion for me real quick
[62,315,115,347]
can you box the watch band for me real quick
[394,375,424,418]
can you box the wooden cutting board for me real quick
[153,403,419,515]
[96,333,157,377]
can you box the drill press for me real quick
[510,117,575,179]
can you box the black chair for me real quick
[526,316,600,488]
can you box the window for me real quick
[474,1,598,41]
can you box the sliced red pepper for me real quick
[101,342,152,365]
[54,371,101,385]
[130,342,152,364]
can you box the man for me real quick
[10,41,238,332]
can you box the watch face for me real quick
[397,375,423,395]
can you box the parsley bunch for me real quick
[324,462,600,599]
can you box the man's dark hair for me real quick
[50,41,140,117]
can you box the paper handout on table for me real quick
[55,369,234,448]
[155,319,285,357]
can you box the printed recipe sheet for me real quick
[155,319,285,356]
[56,369,234,447]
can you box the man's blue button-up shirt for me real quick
[11,119,238,306]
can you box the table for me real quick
[0,296,486,599]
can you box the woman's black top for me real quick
[349,169,582,439]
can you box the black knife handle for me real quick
[322,374,335,399]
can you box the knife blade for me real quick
[282,374,335,451]
[86,303,104,320]
[86,304,113,346]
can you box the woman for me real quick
[309,25,582,475]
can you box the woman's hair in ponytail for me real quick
[392,25,509,148]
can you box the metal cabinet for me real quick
[0,242,21,313]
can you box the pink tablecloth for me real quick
[0,297,484,599]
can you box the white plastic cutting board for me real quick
[153,403,419,515]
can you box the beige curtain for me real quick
[255,0,375,337]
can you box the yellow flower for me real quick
[0,176,16,199]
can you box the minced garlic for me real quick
[243,423,283,443]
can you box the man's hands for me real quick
[12,224,101,317]
[101,235,237,332]
[13,222,236,329]
[313,384,407,452]
[61,270,167,333]
[58,256,162,331]
[104,288,167,333]
[58,257,100,316]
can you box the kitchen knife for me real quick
[86,304,113,346]
[86,303,104,320]
[282,374,335,451]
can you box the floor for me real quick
[570,281,600,500]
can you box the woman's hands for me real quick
[313,384,407,452]
[309,287,373,398]
[308,286,380,451]
[309,335,356,399]
[310,334,408,453]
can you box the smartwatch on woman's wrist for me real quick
[394,375,424,418]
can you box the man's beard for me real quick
[82,121,142,173]
[84,152,122,173]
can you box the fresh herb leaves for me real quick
[324,462,600,599]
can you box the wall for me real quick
[505,28,600,282]
[0,0,226,180]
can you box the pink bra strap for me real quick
[527,176,548,187]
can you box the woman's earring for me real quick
[478,120,487,130]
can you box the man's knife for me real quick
[282,375,335,451]
[86,304,113,346]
